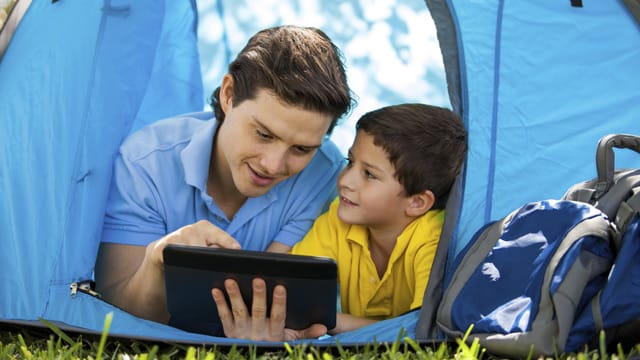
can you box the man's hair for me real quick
[210,25,354,134]
[356,103,467,209]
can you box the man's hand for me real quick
[148,220,242,267]
[211,278,328,341]
[95,220,241,324]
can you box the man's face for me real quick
[215,86,332,198]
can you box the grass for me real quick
[0,0,17,29]
[1,314,640,359]
[0,332,456,360]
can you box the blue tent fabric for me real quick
[417,0,640,340]
[1,0,640,348]
[446,0,640,256]
[0,0,412,345]
[0,0,210,341]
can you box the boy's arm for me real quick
[329,313,378,334]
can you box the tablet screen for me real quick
[163,244,338,336]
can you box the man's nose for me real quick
[260,146,288,176]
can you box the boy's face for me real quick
[337,130,412,229]
[215,83,332,198]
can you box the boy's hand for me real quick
[211,278,328,341]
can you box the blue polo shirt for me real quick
[101,111,344,251]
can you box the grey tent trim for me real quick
[624,0,640,23]
[415,0,465,340]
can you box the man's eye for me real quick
[292,146,313,155]
[256,130,272,140]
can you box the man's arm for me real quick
[95,242,169,322]
[95,220,241,323]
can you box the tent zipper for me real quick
[70,281,102,298]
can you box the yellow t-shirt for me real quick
[291,198,444,320]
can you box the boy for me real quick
[214,103,468,340]
[95,25,353,330]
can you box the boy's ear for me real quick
[220,74,234,113]
[405,190,435,217]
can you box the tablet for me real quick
[163,244,338,336]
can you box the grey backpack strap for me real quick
[590,291,604,334]
[596,173,640,250]
[596,170,640,220]
[616,188,640,235]
[594,134,640,201]
[567,187,597,204]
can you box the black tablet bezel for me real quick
[163,244,338,336]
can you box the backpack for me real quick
[434,134,640,357]
[563,134,640,352]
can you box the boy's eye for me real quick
[364,170,377,179]
[344,157,353,167]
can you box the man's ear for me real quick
[405,190,435,217]
[220,74,234,114]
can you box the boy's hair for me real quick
[356,103,467,209]
[210,25,354,134]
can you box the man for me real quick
[94,26,353,336]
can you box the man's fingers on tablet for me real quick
[251,278,268,319]
[211,288,235,334]
[198,221,241,249]
[206,234,241,249]
[173,222,203,246]
[269,284,287,327]
[224,279,249,321]
[249,278,269,339]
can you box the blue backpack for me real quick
[434,134,640,357]
[563,134,640,352]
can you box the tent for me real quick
[0,0,639,349]
[416,0,640,341]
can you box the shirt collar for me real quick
[345,209,446,253]
[180,117,218,193]
[346,224,369,247]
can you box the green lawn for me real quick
[2,330,639,359]
[1,314,639,359]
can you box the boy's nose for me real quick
[338,167,356,189]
